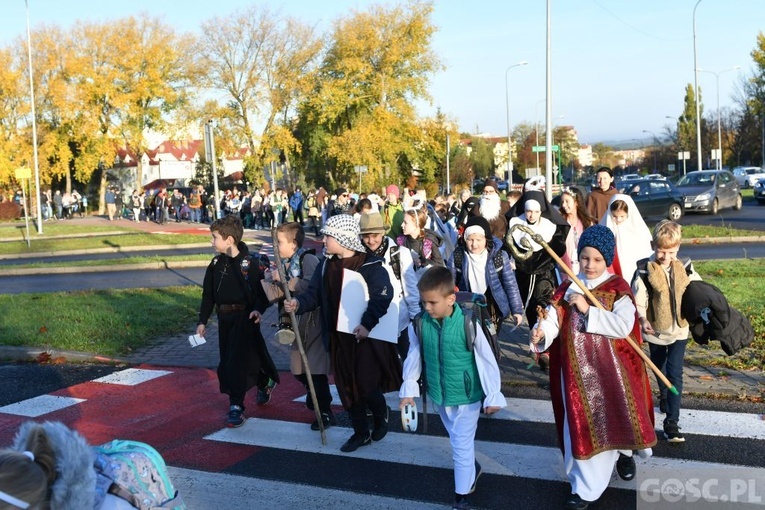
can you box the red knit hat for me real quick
[385,185,400,199]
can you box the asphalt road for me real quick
[675,199,765,231]
[1,242,762,295]
[1,362,762,509]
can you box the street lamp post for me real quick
[642,130,658,171]
[697,66,740,170]
[505,61,528,189]
[534,99,545,173]
[692,0,703,170]
[551,115,565,183]
[24,0,42,233]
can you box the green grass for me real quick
[0,287,201,356]
[681,224,763,239]
[685,259,765,371]
[0,221,128,238]
[0,232,207,255]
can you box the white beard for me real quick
[480,194,501,221]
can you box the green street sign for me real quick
[532,145,559,152]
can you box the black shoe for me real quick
[311,412,336,431]
[616,453,636,481]
[538,352,550,373]
[565,494,591,510]
[256,379,277,405]
[664,420,685,443]
[371,406,390,441]
[452,496,470,510]
[226,405,246,428]
[340,432,371,453]
[468,461,482,494]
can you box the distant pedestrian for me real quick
[289,187,304,225]
[105,188,116,221]
[585,167,617,221]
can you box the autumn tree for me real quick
[0,45,27,186]
[198,5,322,186]
[745,31,765,166]
[466,136,495,179]
[675,83,705,171]
[295,0,442,190]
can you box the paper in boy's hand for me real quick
[188,334,206,348]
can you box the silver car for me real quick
[732,166,765,188]
[676,170,742,214]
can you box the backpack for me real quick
[413,291,502,363]
[94,439,186,510]
[389,244,402,282]
[635,257,693,300]
[452,248,505,289]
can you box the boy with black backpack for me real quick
[196,215,279,427]
[632,220,701,444]
[400,266,506,510]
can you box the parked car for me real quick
[497,179,509,191]
[732,166,765,188]
[675,170,742,214]
[646,173,667,180]
[754,178,765,205]
[615,173,643,192]
[622,179,684,221]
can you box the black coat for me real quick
[680,280,754,356]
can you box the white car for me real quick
[732,166,765,188]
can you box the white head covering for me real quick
[599,193,653,282]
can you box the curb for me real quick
[0,243,212,260]
[683,236,765,244]
[0,260,212,276]
[0,345,130,365]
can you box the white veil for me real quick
[599,193,653,283]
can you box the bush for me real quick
[0,201,21,220]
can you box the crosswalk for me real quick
[1,367,763,509]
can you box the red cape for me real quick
[548,276,656,459]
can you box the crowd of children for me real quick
[190,174,713,509]
[2,171,724,510]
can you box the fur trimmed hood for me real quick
[13,421,97,510]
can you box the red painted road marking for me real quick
[0,367,337,472]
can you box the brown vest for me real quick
[646,260,689,330]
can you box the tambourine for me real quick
[401,402,418,432]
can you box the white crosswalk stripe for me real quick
[0,395,85,417]
[296,387,765,440]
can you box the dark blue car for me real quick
[623,178,684,221]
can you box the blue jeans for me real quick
[649,340,686,424]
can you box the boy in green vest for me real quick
[399,266,506,510]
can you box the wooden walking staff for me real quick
[270,229,328,444]
[507,223,679,396]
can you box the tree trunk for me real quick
[98,169,107,216]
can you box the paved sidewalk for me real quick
[117,302,764,399]
[2,215,763,399]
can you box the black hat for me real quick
[483,178,499,192]
[334,187,347,197]
[464,216,493,241]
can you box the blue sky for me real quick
[3,1,764,145]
